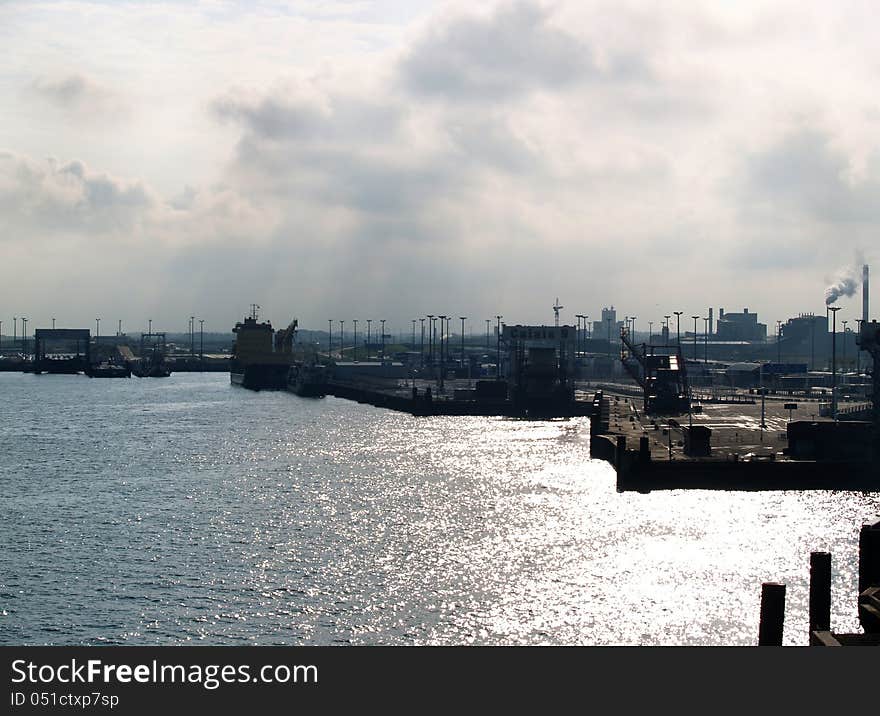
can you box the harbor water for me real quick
[1,372,877,645]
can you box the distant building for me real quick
[781,313,827,343]
[715,308,767,341]
[592,306,624,342]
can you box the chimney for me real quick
[708,307,714,335]
[863,264,869,324]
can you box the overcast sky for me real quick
[2,0,878,335]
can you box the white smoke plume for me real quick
[825,271,858,305]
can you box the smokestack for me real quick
[863,264,869,323]
[708,307,713,335]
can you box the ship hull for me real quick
[230,364,289,391]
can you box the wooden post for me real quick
[858,520,880,596]
[758,582,786,646]
[809,551,831,633]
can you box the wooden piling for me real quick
[858,520,880,596]
[809,551,831,633]
[758,582,786,646]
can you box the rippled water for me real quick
[0,372,877,645]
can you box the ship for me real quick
[130,332,171,377]
[87,362,131,378]
[287,361,328,397]
[230,306,296,390]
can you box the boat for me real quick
[230,307,295,390]
[287,362,328,397]
[87,362,131,378]
[130,353,171,378]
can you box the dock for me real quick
[591,389,880,491]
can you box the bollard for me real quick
[615,435,626,468]
[809,552,832,633]
[858,520,880,596]
[639,435,650,462]
[758,582,786,646]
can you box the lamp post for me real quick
[606,316,612,357]
[117,319,121,336]
[459,316,466,376]
[366,319,372,360]
[419,318,425,369]
[673,311,683,347]
[21,317,27,353]
[340,320,345,359]
[829,306,841,419]
[631,316,637,342]
[328,319,332,357]
[380,319,386,361]
[692,315,699,361]
[13,316,17,350]
[842,320,848,375]
[856,318,863,378]
[648,321,653,344]
[148,319,152,336]
[438,315,447,389]
[776,320,783,363]
[95,317,100,345]
[411,320,416,351]
[353,319,358,362]
[575,315,583,357]
[496,315,502,380]
[703,317,709,364]
[199,319,204,369]
[52,317,56,329]
[663,315,671,343]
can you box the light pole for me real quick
[380,319,386,361]
[13,316,17,350]
[419,318,425,369]
[426,316,434,373]
[485,319,490,352]
[199,319,204,369]
[148,319,152,335]
[830,306,841,418]
[673,311,683,347]
[842,320,848,375]
[575,315,583,357]
[648,321,653,344]
[631,316,637,342]
[459,316,466,376]
[328,319,332,357]
[95,317,100,344]
[703,317,709,364]
[190,316,195,358]
[496,315,502,380]
[52,317,56,329]
[692,315,699,361]
[663,315,671,343]
[340,320,345,359]
[606,316,612,357]
[412,320,416,351]
[353,320,358,362]
[367,319,372,360]
[776,320,783,363]
[438,315,447,389]
[21,318,27,353]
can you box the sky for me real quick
[2,0,879,335]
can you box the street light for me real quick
[21,317,27,353]
[199,319,204,369]
[776,320,783,363]
[340,320,345,359]
[703,317,709,364]
[353,319,358,362]
[328,319,332,356]
[367,319,372,360]
[380,319,386,361]
[190,316,195,358]
[52,317,56,329]
[459,316,467,376]
[95,317,100,344]
[496,315,503,380]
[673,311,683,347]
[829,306,841,418]
[419,317,425,369]
[842,320,848,374]
[663,315,671,343]
[648,321,653,344]
[692,315,699,361]
[438,315,447,389]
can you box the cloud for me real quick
[28,73,128,120]
[397,0,649,101]
[0,152,155,234]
